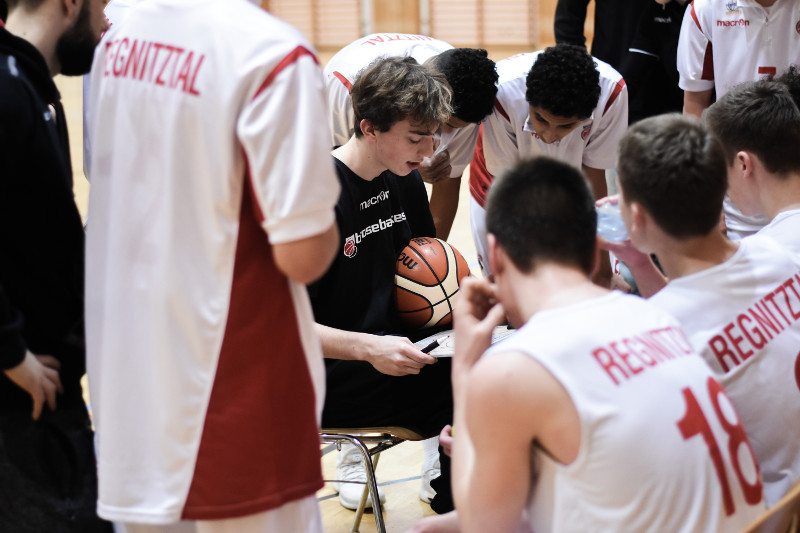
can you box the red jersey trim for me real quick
[603,79,626,116]
[468,125,493,208]
[690,2,702,33]
[182,163,323,520]
[332,71,352,92]
[0,20,5,28]
[254,46,318,100]
[494,100,510,122]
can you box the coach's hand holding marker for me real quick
[361,333,437,377]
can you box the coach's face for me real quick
[371,118,437,176]
[56,0,109,76]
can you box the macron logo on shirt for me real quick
[716,18,749,27]
[102,38,206,96]
[360,191,390,210]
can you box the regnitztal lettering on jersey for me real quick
[708,272,800,372]
[102,38,206,96]
[360,34,436,46]
[592,326,695,386]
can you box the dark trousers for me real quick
[0,407,113,533]
[322,357,454,513]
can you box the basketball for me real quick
[394,237,471,329]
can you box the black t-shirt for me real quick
[309,157,435,336]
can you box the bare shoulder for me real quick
[467,350,581,463]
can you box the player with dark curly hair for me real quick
[427,48,498,125]
[468,43,628,279]
[526,44,601,121]
[324,34,498,241]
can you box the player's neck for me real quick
[508,264,607,325]
[654,231,739,280]
[762,173,800,220]
[332,135,386,182]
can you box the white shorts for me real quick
[119,495,322,533]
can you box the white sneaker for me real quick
[419,456,441,503]
[332,444,386,510]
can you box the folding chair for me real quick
[320,426,425,533]
[743,479,800,533]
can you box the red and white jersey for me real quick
[323,33,479,179]
[649,236,800,506]
[83,0,143,179]
[759,208,800,254]
[488,292,764,532]
[677,0,800,237]
[469,51,627,207]
[85,0,339,524]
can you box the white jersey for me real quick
[469,51,628,208]
[677,0,800,237]
[86,0,339,524]
[487,292,764,532]
[759,208,800,254]
[82,0,143,179]
[649,236,800,506]
[323,33,479,179]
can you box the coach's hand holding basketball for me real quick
[362,334,437,376]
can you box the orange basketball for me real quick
[394,237,471,329]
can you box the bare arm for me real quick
[315,323,436,376]
[582,165,608,200]
[272,223,338,285]
[583,166,613,287]
[429,177,461,241]
[450,278,579,533]
[683,89,713,118]
[598,237,668,297]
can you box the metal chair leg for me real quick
[342,436,386,533]
[353,451,383,532]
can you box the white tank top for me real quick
[487,292,765,532]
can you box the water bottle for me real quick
[596,203,629,242]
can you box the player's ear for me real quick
[487,233,503,276]
[738,151,756,181]
[629,202,647,234]
[360,119,377,142]
[60,0,81,22]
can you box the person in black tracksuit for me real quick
[0,2,110,531]
[618,0,689,124]
[553,0,647,71]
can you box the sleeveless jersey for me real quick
[469,51,628,207]
[649,235,800,506]
[759,208,800,255]
[487,292,765,531]
[323,33,479,179]
[85,0,339,523]
[676,0,800,237]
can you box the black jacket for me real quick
[554,0,647,70]
[0,26,87,412]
